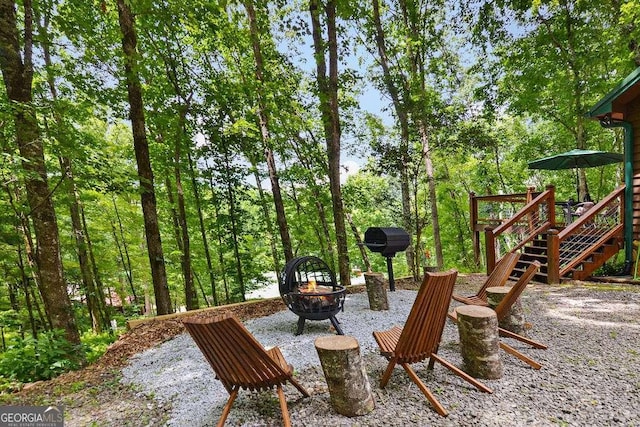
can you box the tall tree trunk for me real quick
[207,163,231,303]
[165,176,183,249]
[188,150,218,305]
[165,171,197,310]
[37,0,108,333]
[174,106,197,310]
[244,0,294,263]
[0,0,82,352]
[80,207,111,329]
[111,221,137,302]
[371,0,417,279]
[404,0,445,275]
[309,0,350,286]
[289,136,335,269]
[251,163,281,275]
[60,157,105,332]
[164,175,187,301]
[111,198,136,301]
[17,242,38,340]
[12,207,48,334]
[222,146,246,301]
[116,0,172,314]
[145,24,198,310]
[2,177,45,329]
[419,124,444,270]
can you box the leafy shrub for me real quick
[0,330,80,383]
[594,259,626,276]
[81,330,119,364]
[0,376,20,394]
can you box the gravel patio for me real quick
[120,277,640,426]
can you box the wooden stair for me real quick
[566,234,623,280]
[509,235,550,283]
[507,232,623,283]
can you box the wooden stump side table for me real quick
[455,305,503,379]
[314,335,375,417]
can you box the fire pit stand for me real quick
[280,256,346,335]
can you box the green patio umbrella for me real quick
[527,149,623,170]
[528,149,623,199]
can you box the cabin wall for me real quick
[630,98,640,240]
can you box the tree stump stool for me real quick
[314,335,375,417]
[364,272,389,311]
[486,286,527,335]
[456,305,503,379]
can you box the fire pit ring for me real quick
[280,256,346,335]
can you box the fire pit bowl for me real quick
[280,256,346,335]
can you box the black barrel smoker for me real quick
[363,227,410,291]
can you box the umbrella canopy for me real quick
[528,149,623,202]
[527,149,623,170]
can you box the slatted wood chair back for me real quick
[394,269,458,364]
[494,260,541,321]
[479,252,521,299]
[452,252,520,304]
[183,313,290,391]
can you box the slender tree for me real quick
[36,8,109,332]
[309,0,350,286]
[244,0,294,264]
[0,0,82,352]
[187,149,218,306]
[116,0,172,314]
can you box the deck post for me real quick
[485,227,496,275]
[547,229,560,284]
[470,192,480,268]
[546,185,556,228]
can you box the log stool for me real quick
[456,305,503,379]
[314,335,375,416]
[364,272,389,311]
[486,285,527,335]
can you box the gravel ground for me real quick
[122,282,640,426]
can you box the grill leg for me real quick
[330,316,344,335]
[386,257,396,291]
[295,316,306,335]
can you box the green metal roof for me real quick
[587,67,640,120]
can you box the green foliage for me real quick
[593,258,627,277]
[81,330,119,364]
[0,330,81,383]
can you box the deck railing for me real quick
[470,187,541,266]
[550,185,624,279]
[480,184,624,283]
[484,186,556,273]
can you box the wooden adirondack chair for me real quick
[372,269,492,417]
[492,261,547,369]
[450,261,547,370]
[452,252,521,305]
[183,313,309,427]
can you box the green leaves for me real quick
[0,330,81,383]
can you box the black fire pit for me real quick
[279,256,346,335]
[364,227,410,291]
